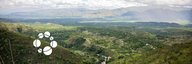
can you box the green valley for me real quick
[1,21,192,64]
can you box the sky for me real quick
[0,0,191,9]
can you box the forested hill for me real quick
[0,24,85,64]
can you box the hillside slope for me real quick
[109,41,192,64]
[0,28,84,64]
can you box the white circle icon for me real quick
[44,31,50,38]
[33,31,57,55]
[33,39,41,48]
[38,48,42,53]
[50,41,57,48]
[50,36,54,40]
[43,46,52,55]
[38,33,44,38]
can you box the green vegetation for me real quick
[0,22,85,64]
[1,22,192,64]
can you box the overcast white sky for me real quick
[0,0,191,9]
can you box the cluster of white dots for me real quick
[33,31,57,55]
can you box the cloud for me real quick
[0,0,191,10]
[126,0,192,5]
[0,0,148,9]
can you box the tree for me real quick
[16,27,22,33]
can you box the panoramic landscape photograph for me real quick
[0,0,192,64]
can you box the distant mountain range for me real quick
[0,6,191,24]
[1,17,191,28]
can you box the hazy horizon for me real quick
[0,0,192,24]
